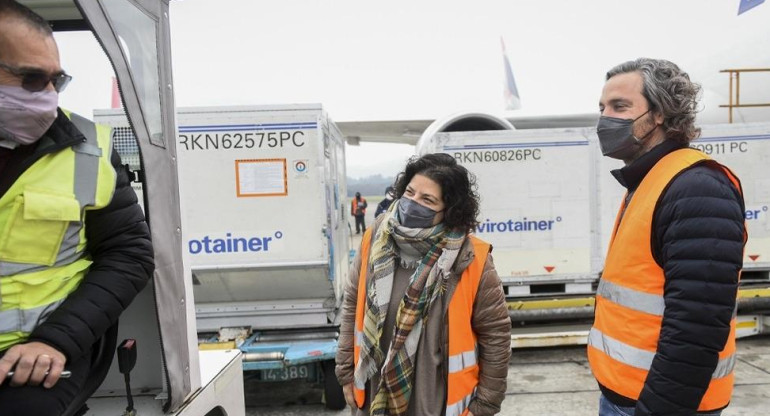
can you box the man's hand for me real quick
[0,342,67,388]
[343,382,356,410]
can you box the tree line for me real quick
[346,174,396,197]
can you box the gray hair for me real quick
[607,58,701,144]
[0,0,53,36]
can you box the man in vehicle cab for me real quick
[0,1,154,414]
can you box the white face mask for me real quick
[0,85,59,145]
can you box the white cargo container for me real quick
[173,105,349,330]
[95,104,350,409]
[421,127,601,297]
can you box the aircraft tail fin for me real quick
[738,0,765,15]
[501,37,521,111]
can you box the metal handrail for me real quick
[719,68,770,123]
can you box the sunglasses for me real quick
[0,60,72,93]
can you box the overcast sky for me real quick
[55,0,770,178]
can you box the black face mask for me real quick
[596,110,657,160]
[397,197,439,228]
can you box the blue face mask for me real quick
[397,197,439,228]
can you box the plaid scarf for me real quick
[354,200,466,415]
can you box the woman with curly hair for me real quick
[335,153,510,416]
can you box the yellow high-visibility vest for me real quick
[0,111,117,351]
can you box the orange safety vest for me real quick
[352,197,367,216]
[588,148,743,411]
[352,228,489,416]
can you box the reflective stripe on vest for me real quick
[0,299,65,334]
[446,347,479,416]
[352,228,489,416]
[352,328,366,390]
[0,111,116,351]
[588,328,736,379]
[588,148,742,411]
[447,349,477,373]
[445,389,475,416]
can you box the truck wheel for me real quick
[322,359,346,410]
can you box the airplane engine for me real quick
[416,112,514,154]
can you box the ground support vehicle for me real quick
[95,104,350,409]
[22,1,245,415]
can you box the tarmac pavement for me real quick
[245,335,770,415]
[257,200,770,415]
[272,202,770,415]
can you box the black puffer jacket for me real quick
[1,110,154,362]
[602,139,745,415]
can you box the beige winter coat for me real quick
[335,220,511,416]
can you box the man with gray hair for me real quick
[588,58,745,416]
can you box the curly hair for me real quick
[607,58,702,144]
[393,153,480,233]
